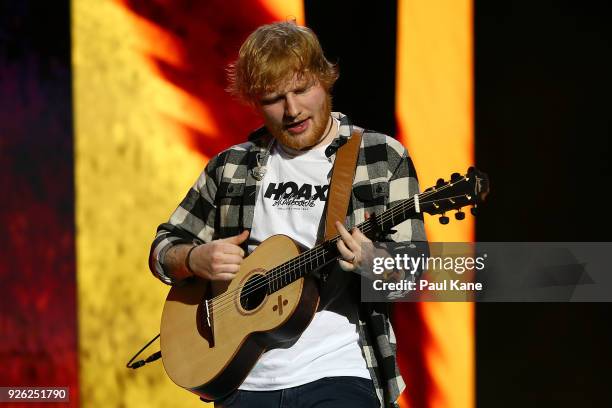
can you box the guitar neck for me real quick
[264,167,489,294]
[265,195,419,294]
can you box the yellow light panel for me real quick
[73,1,304,407]
[396,0,474,407]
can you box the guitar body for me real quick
[160,234,320,400]
[158,167,489,400]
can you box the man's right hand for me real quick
[187,230,250,281]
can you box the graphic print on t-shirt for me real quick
[250,141,332,251]
[264,181,328,210]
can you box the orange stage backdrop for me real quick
[73,1,304,407]
[396,1,474,407]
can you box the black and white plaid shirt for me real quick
[149,112,426,407]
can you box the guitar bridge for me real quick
[204,299,212,328]
[203,299,215,347]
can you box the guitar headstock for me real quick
[421,167,489,224]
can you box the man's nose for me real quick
[285,93,300,118]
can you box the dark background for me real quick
[474,1,611,406]
[306,0,398,137]
[0,0,79,404]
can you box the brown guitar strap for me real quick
[323,129,363,241]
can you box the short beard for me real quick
[268,94,332,151]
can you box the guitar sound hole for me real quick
[240,274,267,311]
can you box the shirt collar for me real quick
[324,112,354,158]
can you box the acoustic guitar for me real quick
[160,167,489,400]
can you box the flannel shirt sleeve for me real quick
[385,139,427,244]
[148,154,223,285]
[367,143,427,407]
[383,139,429,288]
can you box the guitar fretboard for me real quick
[264,194,419,294]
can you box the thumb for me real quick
[220,230,250,245]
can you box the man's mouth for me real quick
[285,118,310,134]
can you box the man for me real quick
[149,22,426,407]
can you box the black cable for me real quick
[126,333,161,369]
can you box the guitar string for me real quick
[208,193,469,320]
[211,177,469,308]
[208,178,472,316]
[208,185,466,319]
[207,179,469,318]
[207,179,470,317]
[209,182,454,308]
[208,193,468,320]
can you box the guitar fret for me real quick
[266,197,417,296]
[264,193,421,296]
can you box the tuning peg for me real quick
[454,210,465,220]
[436,178,445,187]
[439,214,450,225]
[470,206,478,216]
[451,172,461,182]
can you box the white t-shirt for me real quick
[240,137,371,390]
